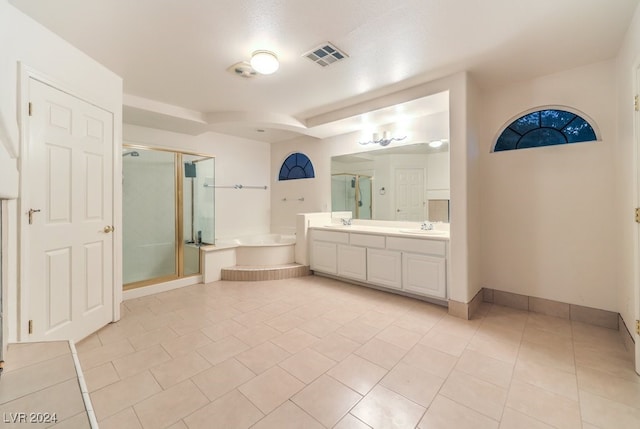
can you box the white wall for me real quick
[479,60,618,311]
[0,0,123,342]
[123,124,271,240]
[615,4,640,334]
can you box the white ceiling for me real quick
[10,0,639,142]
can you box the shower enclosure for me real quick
[122,146,214,289]
[331,173,373,219]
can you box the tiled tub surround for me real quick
[74,276,638,429]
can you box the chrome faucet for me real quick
[341,218,352,226]
[420,221,434,230]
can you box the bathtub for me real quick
[216,233,296,266]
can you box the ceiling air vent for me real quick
[303,42,348,67]
[227,61,257,78]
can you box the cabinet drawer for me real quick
[350,233,385,249]
[387,236,446,256]
[312,229,349,244]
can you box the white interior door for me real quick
[24,78,114,342]
[395,168,425,221]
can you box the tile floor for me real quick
[11,274,640,428]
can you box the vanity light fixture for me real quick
[359,131,407,147]
[250,50,279,75]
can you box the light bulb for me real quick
[250,50,279,75]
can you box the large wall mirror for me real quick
[331,142,449,222]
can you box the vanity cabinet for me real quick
[310,228,448,300]
[367,248,402,289]
[337,245,367,281]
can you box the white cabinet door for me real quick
[402,253,446,298]
[367,248,402,289]
[311,241,338,274]
[337,245,367,281]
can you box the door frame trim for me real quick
[17,63,121,341]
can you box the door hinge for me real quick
[28,320,33,334]
[635,208,640,223]
[636,320,640,335]
[635,95,639,112]
[28,102,32,116]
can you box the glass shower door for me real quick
[123,148,177,285]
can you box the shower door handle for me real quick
[103,225,114,233]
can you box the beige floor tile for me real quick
[327,354,387,395]
[513,360,578,401]
[98,408,142,429]
[265,313,307,332]
[258,301,297,316]
[49,412,91,429]
[196,336,250,365]
[322,308,363,325]
[161,332,212,359]
[236,342,291,374]
[270,328,319,354]
[233,309,273,327]
[392,315,438,335]
[577,366,640,409]
[112,344,172,379]
[506,379,581,429]
[417,395,498,429]
[292,374,362,428]
[83,362,120,392]
[433,315,481,340]
[134,380,209,429]
[75,333,102,354]
[78,338,136,370]
[150,352,211,389]
[191,358,255,401]
[574,348,639,382]
[0,354,77,404]
[334,414,372,429]
[335,321,381,344]
[354,338,407,369]
[200,319,246,341]
[166,421,188,429]
[233,298,267,312]
[499,407,555,429]
[97,321,147,345]
[279,348,336,384]
[517,340,575,374]
[205,306,243,324]
[374,324,422,350]
[234,324,281,347]
[440,370,507,420]
[380,361,444,407]
[252,401,324,429]
[127,326,179,351]
[351,385,425,429]
[183,389,264,429]
[4,341,70,373]
[419,329,468,357]
[467,334,521,365]
[526,313,573,338]
[311,333,361,361]
[91,371,162,421]
[357,310,397,329]
[455,349,514,389]
[0,378,85,429]
[239,366,305,413]
[401,343,458,378]
[299,317,341,338]
[579,390,640,429]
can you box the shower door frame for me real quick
[331,173,374,219]
[123,144,214,291]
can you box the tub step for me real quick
[221,263,310,281]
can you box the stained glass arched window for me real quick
[278,152,315,180]
[494,109,597,152]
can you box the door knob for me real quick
[103,225,114,233]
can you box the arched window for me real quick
[494,109,597,152]
[278,152,315,180]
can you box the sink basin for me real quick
[399,229,448,236]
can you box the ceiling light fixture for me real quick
[250,50,279,75]
[359,131,407,147]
